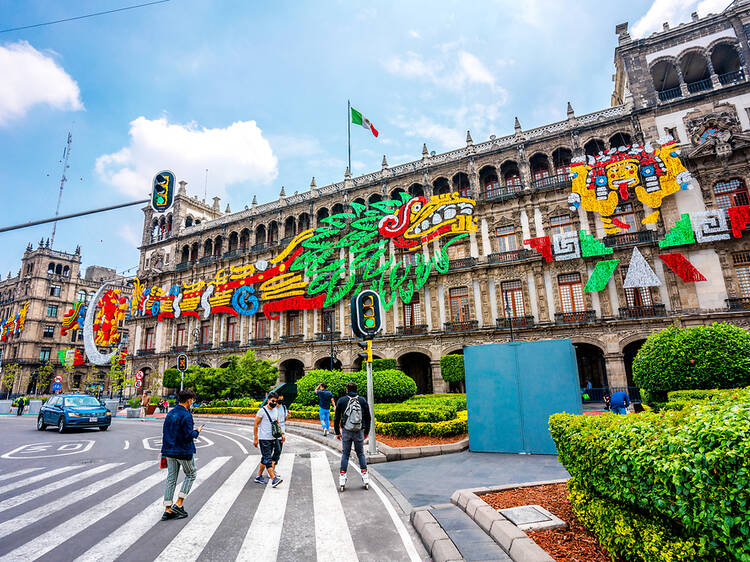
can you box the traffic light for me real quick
[151,170,175,213]
[357,340,373,364]
[177,353,188,372]
[351,290,382,339]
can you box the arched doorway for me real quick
[573,343,607,389]
[280,359,305,383]
[623,339,647,388]
[314,357,342,371]
[399,352,432,394]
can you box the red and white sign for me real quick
[135,379,143,388]
[53,375,63,383]
[135,370,144,380]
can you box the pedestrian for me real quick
[314,382,335,436]
[253,391,283,488]
[140,390,151,418]
[609,390,630,414]
[15,396,24,416]
[271,393,288,477]
[333,382,371,491]
[160,388,203,521]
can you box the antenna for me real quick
[50,132,72,247]
[204,168,208,201]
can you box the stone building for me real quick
[129,2,750,396]
[0,242,130,395]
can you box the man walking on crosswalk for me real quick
[253,391,284,487]
[334,382,371,490]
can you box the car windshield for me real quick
[63,396,101,407]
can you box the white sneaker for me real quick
[339,472,347,490]
[361,470,369,486]
[323,428,328,436]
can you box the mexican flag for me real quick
[351,107,379,137]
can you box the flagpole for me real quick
[347,99,351,173]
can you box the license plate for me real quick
[89,417,97,422]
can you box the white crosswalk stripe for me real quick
[0,467,43,484]
[237,453,295,561]
[0,465,78,496]
[310,450,359,562]
[0,461,154,541]
[156,454,260,562]
[74,456,231,562]
[0,463,121,514]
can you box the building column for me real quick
[430,360,448,393]
[705,52,721,89]
[675,64,689,97]
[604,352,628,389]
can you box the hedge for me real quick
[293,369,416,406]
[632,323,750,399]
[372,358,397,371]
[550,396,750,560]
[568,480,700,561]
[375,411,468,437]
[440,354,465,384]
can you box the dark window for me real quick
[287,311,300,335]
[322,308,335,333]
[255,317,267,339]
[403,293,421,326]
[43,325,55,338]
[176,324,186,347]
[145,327,155,349]
[501,280,525,317]
[200,321,210,345]
[39,347,51,361]
[46,305,58,317]
[226,317,237,341]
[714,178,749,210]
[49,284,61,297]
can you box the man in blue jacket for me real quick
[609,391,630,415]
[160,389,203,520]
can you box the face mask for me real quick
[268,402,276,409]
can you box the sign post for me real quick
[177,353,188,391]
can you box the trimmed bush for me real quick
[440,354,465,384]
[162,368,182,389]
[632,323,750,399]
[550,395,750,560]
[376,405,456,423]
[375,410,468,437]
[568,480,700,561]
[372,358,397,371]
[294,369,416,406]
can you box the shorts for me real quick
[259,439,275,466]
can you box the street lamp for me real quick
[192,328,200,348]
[505,302,514,343]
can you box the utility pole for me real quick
[50,132,72,247]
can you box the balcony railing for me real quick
[194,343,213,351]
[198,256,217,265]
[687,78,712,94]
[488,248,535,265]
[251,243,269,253]
[727,297,750,311]
[397,324,428,335]
[619,304,667,319]
[532,173,572,190]
[555,310,596,324]
[315,331,340,341]
[220,340,241,349]
[602,229,655,249]
[280,334,304,344]
[718,69,745,86]
[248,337,271,346]
[280,236,295,248]
[479,185,524,201]
[657,87,682,102]
[443,320,479,332]
[449,257,477,270]
[137,348,156,356]
[170,345,188,353]
[175,262,190,272]
[496,316,535,329]
[222,249,243,260]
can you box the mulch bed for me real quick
[481,483,610,562]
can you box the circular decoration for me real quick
[151,301,160,317]
[641,165,655,177]
[231,286,259,316]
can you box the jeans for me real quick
[319,408,330,431]
[16,405,23,416]
[259,439,275,466]
[613,406,628,415]
[340,428,366,473]
[272,438,283,464]
[163,457,197,507]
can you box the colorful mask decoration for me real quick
[93,289,128,346]
[0,301,29,341]
[60,301,86,336]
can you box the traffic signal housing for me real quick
[357,340,373,364]
[151,170,175,213]
[177,353,188,372]
[351,290,382,339]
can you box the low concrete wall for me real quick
[28,400,42,415]
[0,400,12,414]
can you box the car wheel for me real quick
[98,425,109,431]
[37,416,47,431]
[57,417,66,434]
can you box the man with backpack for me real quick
[333,382,372,491]
[253,391,283,488]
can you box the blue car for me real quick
[37,394,112,433]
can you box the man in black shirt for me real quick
[314,382,335,436]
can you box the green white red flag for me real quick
[351,107,378,137]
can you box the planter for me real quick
[28,400,42,415]
[0,400,11,414]
[126,408,141,418]
[146,404,157,415]
[105,400,119,414]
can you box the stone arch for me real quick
[551,147,573,174]
[298,212,311,232]
[608,131,632,148]
[227,231,239,252]
[279,358,305,383]
[239,228,251,250]
[353,197,366,207]
[316,207,329,224]
[313,356,342,370]
[367,193,382,205]
[268,221,279,244]
[622,339,647,389]
[255,224,266,247]
[572,340,607,389]
[352,353,383,373]
[432,176,450,195]
[190,242,200,262]
[452,172,470,196]
[203,238,213,257]
[710,41,743,78]
[408,183,425,197]
[213,235,223,256]
[390,187,407,201]
[55,263,62,275]
[397,351,433,394]
[180,245,190,263]
[185,215,194,228]
[284,216,296,238]
[677,48,710,86]
[583,138,606,157]
[500,160,521,187]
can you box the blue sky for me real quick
[0,0,730,277]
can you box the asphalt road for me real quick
[0,415,426,562]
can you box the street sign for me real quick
[151,170,175,213]
[53,375,63,383]
[135,379,143,388]
[177,353,188,372]
[52,382,62,391]
[135,370,144,380]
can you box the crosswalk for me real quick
[0,450,422,562]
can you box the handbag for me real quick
[263,407,283,439]
[160,456,168,469]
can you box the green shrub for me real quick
[149,396,160,405]
[372,358,397,371]
[440,355,465,384]
[128,397,140,409]
[568,479,700,561]
[632,323,750,396]
[376,411,468,437]
[162,368,181,389]
[294,369,416,406]
[549,396,750,560]
[376,405,457,423]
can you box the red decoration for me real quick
[74,349,86,366]
[524,236,553,262]
[728,205,750,238]
[658,253,706,282]
[262,295,326,320]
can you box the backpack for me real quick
[262,407,283,439]
[343,396,363,432]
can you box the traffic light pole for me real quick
[0,199,150,233]
[364,340,377,456]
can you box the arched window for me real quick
[298,213,310,231]
[651,60,681,101]
[239,229,250,251]
[529,154,550,187]
[479,166,499,198]
[712,43,744,85]
[268,221,279,244]
[77,289,87,302]
[714,178,749,210]
[316,208,329,225]
[151,220,159,243]
[500,161,521,189]
[190,242,200,262]
[609,132,632,149]
[181,245,190,263]
[203,239,213,257]
[332,203,345,214]
[213,235,223,256]
[255,225,266,247]
[367,193,382,205]
[185,216,193,228]
[452,173,470,197]
[48,262,55,274]
[433,177,450,195]
[584,139,606,157]
[552,148,572,176]
[408,183,425,197]
[680,51,711,93]
[284,216,296,239]
[62,266,70,277]
[390,188,407,201]
[55,264,62,275]
[228,232,238,253]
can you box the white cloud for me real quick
[119,223,141,247]
[632,0,730,38]
[267,134,323,159]
[0,41,83,125]
[383,51,440,82]
[95,116,278,200]
[458,51,495,87]
[408,29,421,39]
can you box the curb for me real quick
[410,505,464,562]
[449,481,568,562]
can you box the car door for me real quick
[42,397,56,423]
[51,397,64,424]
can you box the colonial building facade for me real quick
[129,2,750,396]
[0,242,130,395]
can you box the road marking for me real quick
[310,450,358,562]
[0,461,155,541]
[0,463,171,561]
[156,454,261,562]
[202,429,248,454]
[0,468,42,484]
[0,463,121,513]
[206,425,254,442]
[74,456,231,562]
[1,440,95,459]
[237,453,295,561]
[123,440,129,450]
[0,465,78,496]
[142,435,214,451]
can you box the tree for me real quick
[36,363,54,394]
[62,352,76,391]
[440,354,465,392]
[107,354,126,396]
[190,351,278,401]
[1,363,20,395]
